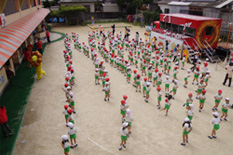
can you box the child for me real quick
[103,82,110,101]
[162,94,173,116]
[126,67,132,84]
[125,109,133,134]
[220,98,231,121]
[183,93,193,107]
[181,55,186,70]
[148,65,153,82]
[164,76,171,94]
[196,79,205,99]
[68,92,76,114]
[95,69,100,85]
[192,67,200,85]
[212,90,223,111]
[204,70,211,87]
[145,82,151,103]
[102,73,106,88]
[181,118,192,146]
[67,122,78,148]
[136,74,141,92]
[133,70,137,87]
[183,69,191,88]
[153,69,159,87]
[186,104,194,122]
[63,105,69,124]
[67,109,74,125]
[157,87,162,109]
[173,66,178,80]
[208,112,221,139]
[119,123,129,150]
[120,100,127,123]
[157,73,163,88]
[171,79,178,99]
[61,135,70,155]
[199,89,206,112]
[142,78,148,97]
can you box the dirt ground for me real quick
[14,23,233,155]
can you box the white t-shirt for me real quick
[63,141,69,149]
[125,114,133,122]
[164,80,171,84]
[214,94,222,100]
[121,127,129,136]
[142,82,147,87]
[187,110,193,116]
[212,118,221,124]
[120,105,126,111]
[158,91,162,97]
[222,102,230,109]
[183,123,192,132]
[63,110,68,115]
[186,97,193,102]
[199,94,206,100]
[146,86,151,91]
[68,128,77,135]
[166,100,172,106]
[153,72,158,78]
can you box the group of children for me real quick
[59,27,233,152]
[61,33,79,155]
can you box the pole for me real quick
[226,23,232,48]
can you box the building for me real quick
[0,0,50,95]
[157,0,232,26]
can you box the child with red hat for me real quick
[199,89,206,112]
[67,109,74,125]
[95,69,100,85]
[157,73,163,88]
[103,81,110,101]
[183,93,193,107]
[196,79,205,99]
[120,100,127,123]
[173,66,178,80]
[162,94,173,116]
[212,90,223,111]
[63,105,69,124]
[153,69,159,87]
[126,67,132,84]
[145,82,151,103]
[136,74,141,92]
[142,78,148,97]
[157,87,162,109]
[133,70,137,87]
[192,67,200,85]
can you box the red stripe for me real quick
[0,44,15,53]
[1,30,25,40]
[0,34,22,44]
[0,51,11,59]
[4,27,28,38]
[0,38,18,48]
[0,59,6,66]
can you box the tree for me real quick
[42,0,51,8]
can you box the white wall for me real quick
[158,4,169,13]
[103,4,119,12]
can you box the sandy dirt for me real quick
[14,23,233,155]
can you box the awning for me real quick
[0,8,50,69]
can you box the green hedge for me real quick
[143,11,160,25]
[49,5,87,17]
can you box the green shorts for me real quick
[215,99,220,104]
[64,146,70,153]
[214,124,220,130]
[158,81,162,85]
[127,74,131,77]
[95,76,98,79]
[165,104,170,110]
[173,74,177,78]
[146,90,149,95]
[158,96,162,101]
[102,81,105,86]
[136,81,140,85]
[142,66,146,70]
[126,121,132,127]
[168,66,171,70]
[200,99,205,104]
[165,84,169,88]
[222,108,228,113]
[121,110,126,115]
[70,134,76,139]
[95,64,98,68]
[205,79,209,82]
[172,88,177,92]
[70,120,74,124]
[100,70,103,74]
[194,74,199,78]
[184,77,187,81]
[105,91,109,95]
[183,131,190,135]
[121,135,128,141]
[164,65,167,69]
[197,89,202,93]
[134,77,136,81]
[70,102,75,106]
[143,87,146,91]
[188,115,193,121]
[156,63,159,66]
[160,60,163,63]
[148,73,152,76]
[65,115,69,119]
[153,77,158,81]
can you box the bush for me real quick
[143,11,160,25]
[59,5,87,17]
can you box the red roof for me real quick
[161,13,222,21]
[0,8,50,69]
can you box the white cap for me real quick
[226,97,230,101]
[147,82,150,86]
[95,69,99,71]
[189,104,193,108]
[206,58,209,61]
[187,69,191,72]
[207,70,210,73]
[184,118,190,122]
[61,135,69,140]
[175,62,179,65]
[67,122,74,128]
[104,70,107,72]
[127,67,130,70]
[67,86,71,90]
[122,122,129,127]
[166,76,169,79]
[174,79,178,83]
[69,92,74,97]
[213,112,219,117]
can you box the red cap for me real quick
[155,69,158,72]
[68,66,72,71]
[202,89,206,93]
[123,95,128,99]
[196,67,199,70]
[94,54,97,56]
[204,62,208,67]
[67,109,73,114]
[137,74,140,77]
[159,73,162,76]
[121,100,126,105]
[144,78,147,81]
[156,51,159,54]
[200,79,204,82]
[188,93,192,96]
[167,54,169,57]
[218,89,222,94]
[165,99,168,102]
[64,83,68,87]
[144,59,146,62]
[91,48,94,51]
[174,66,178,69]
[164,58,167,61]
[71,69,74,72]
[103,73,106,77]
[105,78,110,81]
[69,61,72,64]
[64,105,68,109]
[82,42,85,44]
[183,54,186,57]
[65,77,69,81]
[134,70,137,73]
[157,87,161,91]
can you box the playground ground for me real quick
[13,23,233,155]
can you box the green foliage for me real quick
[143,10,160,25]
[50,10,59,17]
[42,0,51,8]
[59,5,87,17]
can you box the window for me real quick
[205,26,213,36]
[165,23,171,30]
[3,0,17,15]
[21,0,29,10]
[84,5,90,12]
[164,8,169,13]
[171,24,178,33]
[185,27,196,37]
[160,21,165,29]
[178,25,184,34]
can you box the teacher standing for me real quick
[223,61,233,87]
